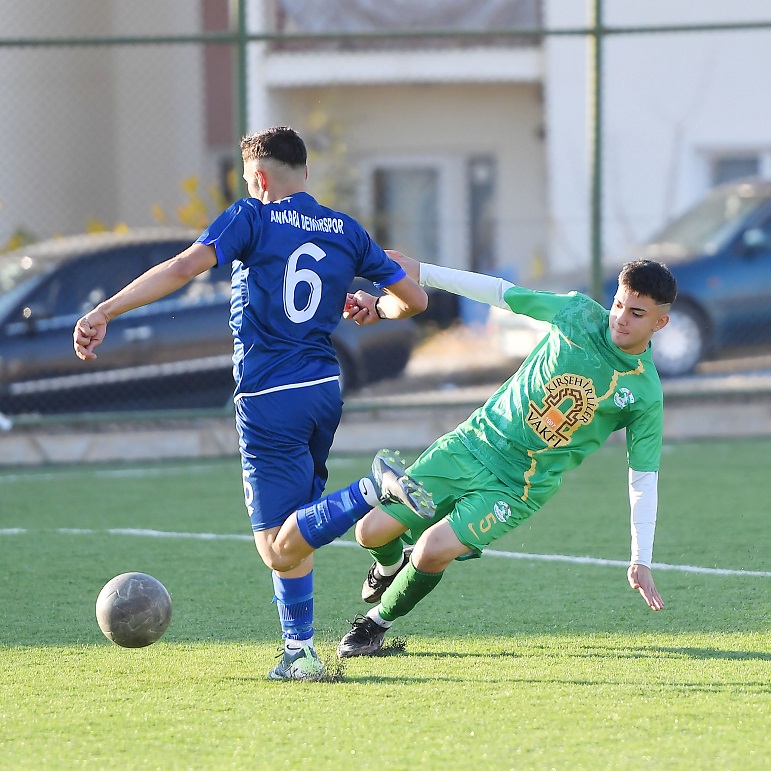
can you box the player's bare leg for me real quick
[355,507,412,602]
[355,505,410,547]
[338,520,468,658]
[253,451,435,677]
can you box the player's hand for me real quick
[342,293,360,319]
[342,291,379,326]
[73,308,109,360]
[627,564,664,611]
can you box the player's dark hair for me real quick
[618,259,677,306]
[240,126,307,167]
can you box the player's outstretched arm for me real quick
[627,469,662,610]
[379,274,428,317]
[627,564,664,611]
[73,242,217,360]
[387,249,516,310]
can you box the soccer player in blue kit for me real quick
[73,126,433,680]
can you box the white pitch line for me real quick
[0,458,354,485]
[1,527,769,578]
[482,548,771,577]
[0,464,225,484]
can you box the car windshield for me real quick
[643,184,770,261]
[0,250,55,318]
[0,250,56,293]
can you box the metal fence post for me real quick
[588,0,604,301]
[232,0,248,198]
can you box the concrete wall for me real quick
[2,389,769,467]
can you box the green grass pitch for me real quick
[0,438,768,769]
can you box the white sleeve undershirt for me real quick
[629,469,658,568]
[419,263,515,310]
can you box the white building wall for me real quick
[0,1,113,243]
[0,0,209,245]
[544,0,771,274]
[110,1,207,228]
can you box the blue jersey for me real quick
[197,193,406,397]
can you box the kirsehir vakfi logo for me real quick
[525,373,598,448]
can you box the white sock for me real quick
[376,552,406,577]
[285,637,313,652]
[367,607,392,629]
[359,477,379,506]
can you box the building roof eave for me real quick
[262,46,543,88]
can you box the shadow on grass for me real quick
[336,674,771,693]
[323,641,771,691]
[651,645,771,661]
[508,642,771,662]
[387,646,771,663]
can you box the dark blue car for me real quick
[622,178,771,377]
[0,230,415,415]
[488,178,771,378]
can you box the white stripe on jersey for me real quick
[234,375,340,401]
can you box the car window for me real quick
[748,216,771,247]
[1,237,226,326]
[647,187,770,259]
[172,268,231,304]
[0,251,52,295]
[11,241,192,323]
[44,248,149,318]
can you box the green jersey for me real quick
[455,287,664,510]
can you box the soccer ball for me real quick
[96,572,172,648]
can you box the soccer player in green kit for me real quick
[337,254,677,657]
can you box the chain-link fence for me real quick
[2,0,771,424]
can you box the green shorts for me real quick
[383,430,537,557]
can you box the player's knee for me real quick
[413,524,466,572]
[356,508,409,549]
[411,544,452,573]
[354,516,394,549]
[354,518,377,548]
[253,538,297,572]
[258,549,298,572]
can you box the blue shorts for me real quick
[235,381,343,532]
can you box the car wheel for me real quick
[651,303,708,377]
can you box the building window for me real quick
[372,167,439,263]
[712,156,759,186]
[468,156,497,273]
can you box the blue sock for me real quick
[272,571,314,642]
[295,479,374,549]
